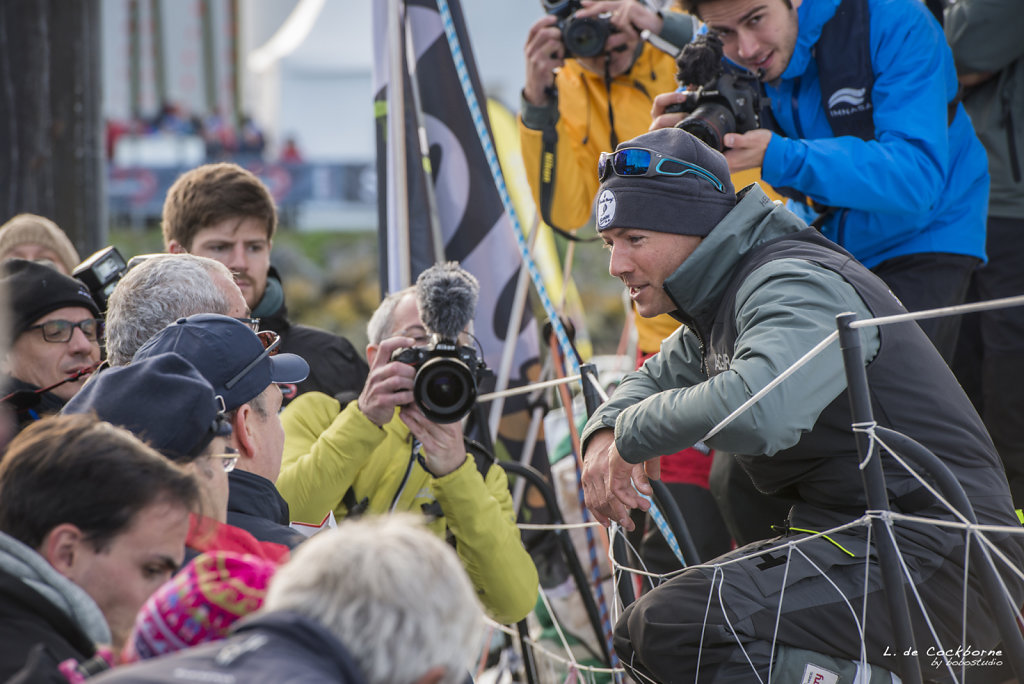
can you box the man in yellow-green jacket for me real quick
[277,287,538,625]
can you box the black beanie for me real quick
[596,128,736,237]
[1,259,100,341]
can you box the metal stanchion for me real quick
[836,312,922,684]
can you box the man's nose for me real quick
[608,247,631,278]
[66,325,95,354]
[225,244,247,271]
[736,29,759,62]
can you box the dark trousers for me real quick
[871,252,979,364]
[615,523,1021,684]
[952,216,1024,506]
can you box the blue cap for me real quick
[63,352,232,462]
[132,314,309,411]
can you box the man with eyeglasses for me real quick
[580,128,1024,682]
[275,286,539,626]
[0,259,102,431]
[63,352,291,563]
[134,314,309,549]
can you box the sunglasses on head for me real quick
[224,330,281,390]
[26,318,104,343]
[598,147,726,193]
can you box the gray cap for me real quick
[595,128,736,237]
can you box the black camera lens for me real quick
[563,16,610,58]
[677,102,735,152]
[413,357,478,424]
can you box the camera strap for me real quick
[538,121,601,243]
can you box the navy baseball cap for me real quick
[132,314,309,411]
[63,352,232,462]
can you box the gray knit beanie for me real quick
[595,128,735,237]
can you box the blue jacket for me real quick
[760,0,990,268]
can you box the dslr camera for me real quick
[542,0,612,59]
[667,32,766,152]
[392,336,488,424]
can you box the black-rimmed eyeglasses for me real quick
[25,319,104,343]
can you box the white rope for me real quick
[852,421,878,469]
[477,374,582,403]
[849,293,1024,329]
[700,330,839,442]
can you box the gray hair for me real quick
[365,286,415,346]
[105,254,235,366]
[264,515,483,684]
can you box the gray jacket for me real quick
[946,0,1024,218]
[582,184,879,463]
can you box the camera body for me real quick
[668,34,766,151]
[392,337,487,424]
[72,246,129,313]
[542,0,612,59]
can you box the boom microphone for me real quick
[415,261,480,340]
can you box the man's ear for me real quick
[231,404,258,464]
[365,343,379,366]
[39,523,87,579]
[167,239,188,254]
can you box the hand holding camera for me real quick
[665,32,768,152]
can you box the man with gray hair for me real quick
[276,264,538,625]
[104,254,248,367]
[92,515,483,684]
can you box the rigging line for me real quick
[700,294,1024,446]
[880,521,960,683]
[849,293,1024,329]
[435,0,579,376]
[700,330,839,442]
[477,374,581,403]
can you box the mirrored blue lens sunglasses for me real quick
[598,147,726,193]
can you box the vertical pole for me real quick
[836,312,922,684]
[387,0,410,287]
[199,0,217,117]
[227,0,242,132]
[129,0,142,119]
[150,0,167,110]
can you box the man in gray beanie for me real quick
[580,128,1024,682]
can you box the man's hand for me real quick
[357,336,416,427]
[723,129,773,172]
[399,404,467,477]
[650,90,689,131]
[524,14,565,106]
[581,428,658,530]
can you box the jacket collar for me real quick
[0,530,111,646]
[252,266,288,327]
[780,0,842,81]
[233,610,368,683]
[662,184,804,336]
[228,469,291,525]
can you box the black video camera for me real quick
[667,33,766,151]
[542,0,612,59]
[392,337,487,424]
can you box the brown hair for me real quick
[0,413,200,552]
[161,163,277,250]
